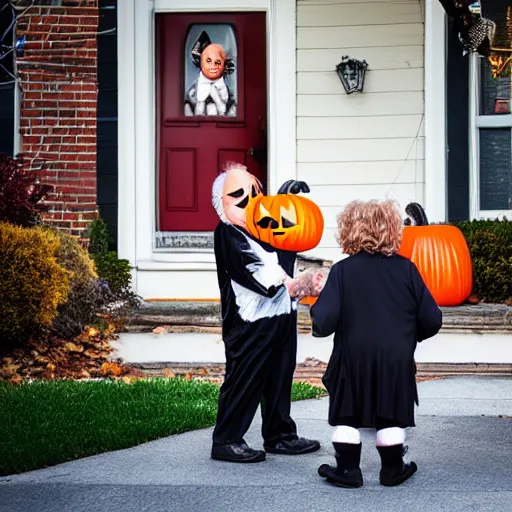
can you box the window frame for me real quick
[468,53,512,220]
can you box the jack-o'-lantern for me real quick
[246,192,324,252]
[398,203,473,307]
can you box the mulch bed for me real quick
[0,326,137,384]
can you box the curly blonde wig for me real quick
[336,199,403,256]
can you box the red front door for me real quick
[156,13,267,232]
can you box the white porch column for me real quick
[268,0,297,194]
[424,0,447,222]
[117,0,137,281]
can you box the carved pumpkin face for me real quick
[246,194,324,252]
[221,167,262,227]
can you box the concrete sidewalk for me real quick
[1,376,511,512]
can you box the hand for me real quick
[284,276,298,297]
[310,271,325,297]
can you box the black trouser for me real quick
[212,312,298,446]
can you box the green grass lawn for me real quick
[0,378,324,476]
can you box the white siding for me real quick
[296,0,425,262]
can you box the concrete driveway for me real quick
[1,376,511,512]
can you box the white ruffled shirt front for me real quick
[196,72,229,104]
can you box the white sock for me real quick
[376,427,405,447]
[332,426,360,444]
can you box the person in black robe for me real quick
[311,199,442,488]
[210,163,322,463]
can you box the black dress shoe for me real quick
[264,437,320,455]
[211,442,266,463]
[318,464,363,489]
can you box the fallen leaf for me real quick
[122,375,138,385]
[64,342,84,353]
[10,374,23,385]
[84,349,102,359]
[152,326,167,335]
[1,363,21,377]
[88,327,99,337]
[162,368,175,378]
[100,362,124,377]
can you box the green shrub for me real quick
[86,216,132,292]
[0,222,70,349]
[85,216,141,327]
[50,227,97,285]
[93,251,132,294]
[454,219,512,303]
[42,227,107,338]
[87,216,114,255]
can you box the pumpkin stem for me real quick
[405,202,429,226]
[277,180,310,195]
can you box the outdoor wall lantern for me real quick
[335,56,368,94]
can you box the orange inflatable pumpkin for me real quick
[398,203,473,307]
[246,193,324,252]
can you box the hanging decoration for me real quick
[335,56,368,94]
[438,0,496,56]
[438,0,512,77]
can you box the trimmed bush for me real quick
[50,227,97,285]
[85,216,141,329]
[93,251,132,293]
[0,153,51,227]
[42,227,106,338]
[87,216,115,254]
[0,222,70,349]
[455,219,512,303]
[86,216,133,293]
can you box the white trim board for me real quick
[424,0,447,223]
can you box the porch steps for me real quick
[127,361,512,385]
[126,301,512,334]
[114,326,512,379]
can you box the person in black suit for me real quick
[311,199,442,488]
[210,163,322,463]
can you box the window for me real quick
[469,54,512,219]
[183,24,238,117]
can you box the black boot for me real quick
[377,444,417,486]
[318,442,363,488]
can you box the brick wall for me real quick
[16,0,99,237]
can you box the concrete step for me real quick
[126,301,512,334]
[112,331,512,374]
